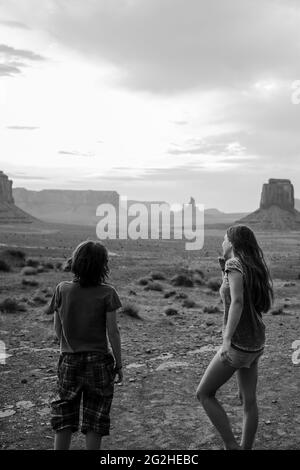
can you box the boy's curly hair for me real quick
[70,240,110,287]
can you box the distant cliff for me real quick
[237,179,300,230]
[0,172,35,224]
[13,188,120,226]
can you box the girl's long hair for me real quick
[227,225,273,313]
[70,240,109,287]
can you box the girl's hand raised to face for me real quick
[218,256,226,272]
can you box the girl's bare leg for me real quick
[236,361,259,450]
[196,352,240,450]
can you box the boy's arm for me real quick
[45,283,61,315]
[54,311,62,341]
[45,284,62,342]
[106,310,122,369]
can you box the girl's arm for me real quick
[106,310,123,383]
[221,270,244,355]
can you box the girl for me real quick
[47,240,123,450]
[196,225,273,450]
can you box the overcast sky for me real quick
[0,0,300,211]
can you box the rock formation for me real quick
[0,171,14,203]
[0,171,35,224]
[237,178,300,230]
[13,188,120,226]
[260,179,294,211]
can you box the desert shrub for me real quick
[121,302,141,319]
[270,307,284,315]
[26,258,40,268]
[22,278,39,287]
[194,268,205,278]
[194,276,205,286]
[203,305,220,313]
[37,267,45,273]
[21,267,38,276]
[144,281,164,292]
[137,277,150,286]
[128,289,137,296]
[43,261,54,269]
[206,277,222,291]
[171,274,194,287]
[164,290,176,298]
[41,287,53,297]
[182,298,196,308]
[56,261,63,270]
[164,307,178,316]
[32,292,48,305]
[0,259,11,272]
[4,249,26,260]
[175,292,188,299]
[0,298,27,313]
[150,272,166,281]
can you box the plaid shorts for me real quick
[50,351,116,436]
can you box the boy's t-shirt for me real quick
[48,280,122,354]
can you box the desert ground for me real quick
[0,222,299,450]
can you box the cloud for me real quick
[0,43,46,76]
[0,20,29,29]
[58,150,95,157]
[4,0,300,94]
[6,125,39,130]
[171,120,189,126]
[168,134,247,157]
[0,64,21,76]
[9,174,50,180]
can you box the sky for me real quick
[0,0,300,212]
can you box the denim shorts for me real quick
[218,345,264,369]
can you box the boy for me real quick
[47,240,123,450]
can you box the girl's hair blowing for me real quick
[227,225,273,313]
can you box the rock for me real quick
[16,401,35,410]
[156,361,189,371]
[126,363,145,369]
[37,407,50,416]
[0,171,36,223]
[0,409,16,418]
[13,187,120,226]
[237,178,300,230]
[260,179,294,210]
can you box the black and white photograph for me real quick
[0,0,299,454]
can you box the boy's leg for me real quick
[236,361,259,450]
[54,428,73,450]
[196,351,239,450]
[85,431,102,450]
[51,354,82,450]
